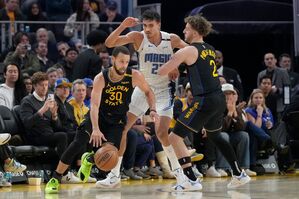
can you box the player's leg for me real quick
[96,123,126,188]
[96,88,149,188]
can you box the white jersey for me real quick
[137,31,173,90]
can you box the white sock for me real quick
[110,156,123,177]
[162,145,181,171]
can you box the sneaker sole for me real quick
[191,154,204,162]
[227,177,251,189]
[0,134,11,145]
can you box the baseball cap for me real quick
[106,0,118,10]
[221,83,236,93]
[55,78,72,88]
[83,78,93,88]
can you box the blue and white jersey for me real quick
[137,31,173,90]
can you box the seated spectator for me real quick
[99,0,126,35]
[0,63,27,109]
[4,32,40,76]
[46,67,58,94]
[20,72,68,158]
[35,41,54,72]
[217,83,256,176]
[23,74,33,95]
[99,49,111,71]
[64,0,100,39]
[54,48,79,80]
[68,79,89,126]
[36,28,59,63]
[56,41,70,62]
[245,89,275,170]
[25,2,48,33]
[259,75,278,123]
[83,78,93,108]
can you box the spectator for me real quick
[4,32,40,76]
[35,41,54,72]
[25,2,48,32]
[36,28,59,63]
[215,50,244,100]
[0,63,27,109]
[83,77,93,108]
[99,49,111,71]
[219,83,256,176]
[23,74,33,94]
[257,53,290,118]
[68,79,88,126]
[99,0,126,35]
[278,53,299,90]
[259,75,278,123]
[54,48,78,80]
[64,0,100,39]
[46,67,58,93]
[0,0,24,35]
[20,72,68,158]
[56,41,70,61]
[71,30,107,80]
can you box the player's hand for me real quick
[149,111,159,123]
[143,133,152,141]
[121,17,140,28]
[90,129,107,147]
[168,68,180,80]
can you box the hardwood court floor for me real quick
[1,174,299,199]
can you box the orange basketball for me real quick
[94,144,119,171]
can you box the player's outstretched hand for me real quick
[122,17,140,28]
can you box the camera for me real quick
[22,44,31,51]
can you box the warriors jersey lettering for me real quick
[100,68,134,124]
[187,42,221,96]
[138,31,173,89]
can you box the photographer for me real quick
[4,32,40,76]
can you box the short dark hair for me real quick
[112,46,130,57]
[278,53,291,62]
[86,30,107,46]
[31,72,48,85]
[141,10,161,22]
[259,75,272,85]
[184,14,212,37]
[66,47,79,56]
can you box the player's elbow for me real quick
[105,40,114,48]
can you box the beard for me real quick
[113,65,126,75]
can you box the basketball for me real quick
[94,143,119,171]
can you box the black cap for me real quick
[106,0,117,10]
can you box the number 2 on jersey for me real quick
[152,63,162,74]
[209,60,218,77]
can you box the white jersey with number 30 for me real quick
[137,31,173,90]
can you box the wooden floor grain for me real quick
[1,174,299,199]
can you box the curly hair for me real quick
[184,14,212,37]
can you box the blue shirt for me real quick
[245,107,274,131]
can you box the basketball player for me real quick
[45,46,158,194]
[98,9,189,189]
[157,14,251,190]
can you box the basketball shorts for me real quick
[173,91,226,138]
[129,86,173,118]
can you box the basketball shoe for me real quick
[4,159,26,173]
[45,178,59,194]
[77,152,94,183]
[96,172,121,189]
[172,168,202,192]
[227,170,251,188]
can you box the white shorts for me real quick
[129,86,173,118]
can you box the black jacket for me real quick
[223,67,244,100]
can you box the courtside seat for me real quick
[0,105,56,159]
